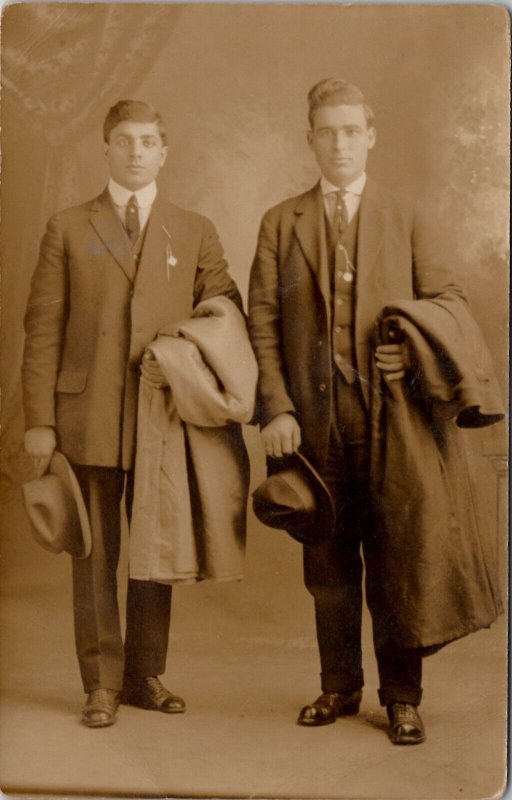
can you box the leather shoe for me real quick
[387,703,426,744]
[298,689,362,726]
[121,675,186,713]
[81,688,120,728]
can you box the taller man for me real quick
[248,79,501,745]
[22,100,242,728]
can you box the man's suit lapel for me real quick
[89,190,137,282]
[294,184,331,325]
[135,198,173,287]
[356,177,385,285]
[355,177,387,406]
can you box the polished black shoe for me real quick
[81,688,120,728]
[387,703,426,744]
[121,675,186,714]
[298,689,362,726]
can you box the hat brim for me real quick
[23,452,92,559]
[50,453,92,559]
[253,451,335,545]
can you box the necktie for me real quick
[125,195,140,244]
[332,190,354,283]
[333,190,348,238]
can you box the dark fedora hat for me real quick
[22,452,92,559]
[252,451,335,545]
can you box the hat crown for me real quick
[252,452,335,545]
[22,452,91,558]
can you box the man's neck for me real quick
[108,178,157,205]
[320,172,367,195]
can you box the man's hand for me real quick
[141,350,168,389]
[261,413,301,458]
[375,343,411,382]
[24,426,57,477]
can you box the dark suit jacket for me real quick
[22,189,242,469]
[248,178,465,469]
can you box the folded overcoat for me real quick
[371,296,505,649]
[129,297,258,584]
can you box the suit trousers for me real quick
[71,465,172,693]
[303,373,423,707]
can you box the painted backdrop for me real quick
[1,3,508,596]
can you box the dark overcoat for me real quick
[370,298,504,648]
[22,189,242,470]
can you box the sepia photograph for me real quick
[0,3,509,799]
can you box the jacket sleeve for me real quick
[192,216,243,314]
[247,208,296,426]
[22,214,68,430]
[411,201,467,302]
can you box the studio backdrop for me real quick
[1,3,508,596]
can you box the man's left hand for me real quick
[374,343,411,381]
[141,351,169,389]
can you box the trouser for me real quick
[71,465,172,693]
[303,375,423,707]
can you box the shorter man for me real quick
[22,100,242,727]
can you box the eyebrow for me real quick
[115,133,159,140]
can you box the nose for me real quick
[332,130,346,149]
[129,139,143,158]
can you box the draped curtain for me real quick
[1,4,181,481]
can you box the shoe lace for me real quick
[391,703,420,724]
[145,676,171,701]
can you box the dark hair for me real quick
[103,100,168,145]
[307,79,375,129]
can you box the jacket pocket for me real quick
[56,371,88,394]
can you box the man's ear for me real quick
[368,127,377,150]
[306,130,314,150]
[160,146,169,167]
[103,142,109,157]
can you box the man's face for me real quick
[307,104,376,188]
[104,120,168,191]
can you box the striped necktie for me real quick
[125,195,140,244]
[332,190,348,239]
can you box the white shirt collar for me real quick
[108,178,157,208]
[321,172,367,197]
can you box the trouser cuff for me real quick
[378,684,423,707]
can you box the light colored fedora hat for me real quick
[22,451,92,559]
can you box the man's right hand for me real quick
[260,413,301,459]
[24,426,57,478]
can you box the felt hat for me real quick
[22,451,92,559]
[252,451,335,545]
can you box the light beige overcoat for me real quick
[129,297,258,584]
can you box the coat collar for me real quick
[89,189,181,283]
[89,189,137,282]
[135,198,178,288]
[293,183,331,319]
[356,176,387,283]
[292,177,387,280]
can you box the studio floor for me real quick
[0,481,507,800]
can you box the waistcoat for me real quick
[326,209,359,383]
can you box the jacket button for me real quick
[319,383,326,392]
